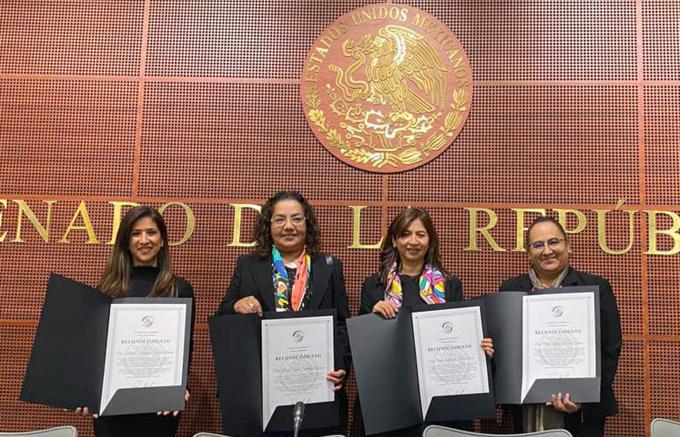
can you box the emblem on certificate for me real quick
[301,3,473,173]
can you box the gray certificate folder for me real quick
[484,286,601,405]
[20,273,192,416]
[348,301,496,436]
[209,309,339,437]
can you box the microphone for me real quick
[293,401,305,437]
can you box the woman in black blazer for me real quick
[356,207,492,436]
[215,191,351,430]
[76,205,195,437]
[499,216,622,437]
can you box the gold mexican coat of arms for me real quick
[301,4,473,173]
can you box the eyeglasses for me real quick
[271,215,306,227]
[528,238,565,251]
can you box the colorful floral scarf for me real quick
[385,263,446,307]
[272,246,311,312]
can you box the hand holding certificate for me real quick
[261,316,335,428]
[210,309,340,437]
[485,286,601,405]
[21,274,192,416]
[412,306,490,416]
[348,301,496,435]
[521,292,597,402]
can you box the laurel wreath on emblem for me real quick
[306,85,468,169]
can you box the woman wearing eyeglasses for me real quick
[215,191,351,432]
[499,216,621,437]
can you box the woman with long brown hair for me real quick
[357,207,493,436]
[76,205,194,437]
[360,207,469,317]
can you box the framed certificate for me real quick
[347,300,495,435]
[485,286,601,404]
[20,273,192,416]
[210,309,339,437]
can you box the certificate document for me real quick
[412,307,489,418]
[261,316,334,428]
[521,292,596,402]
[100,303,187,413]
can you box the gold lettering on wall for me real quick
[512,208,546,252]
[158,202,195,246]
[555,208,588,235]
[464,208,505,252]
[348,206,383,249]
[595,201,636,255]
[646,210,680,256]
[228,204,261,248]
[0,199,7,242]
[12,200,57,243]
[0,197,678,256]
[58,201,99,244]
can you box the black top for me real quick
[500,267,622,431]
[93,266,195,437]
[356,272,469,436]
[216,253,351,373]
[359,272,463,315]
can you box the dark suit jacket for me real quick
[500,267,622,423]
[216,252,352,372]
[359,273,463,315]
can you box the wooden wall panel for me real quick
[1,1,678,436]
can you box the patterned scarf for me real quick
[385,263,446,307]
[272,246,311,312]
[528,265,569,290]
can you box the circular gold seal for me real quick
[301,4,473,173]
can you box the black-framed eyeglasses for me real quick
[528,238,565,251]
[271,215,306,227]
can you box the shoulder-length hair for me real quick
[253,191,321,259]
[378,207,446,284]
[98,205,176,298]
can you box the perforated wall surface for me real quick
[1,1,679,436]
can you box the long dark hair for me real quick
[98,205,176,298]
[253,191,321,259]
[378,207,445,284]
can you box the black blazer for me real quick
[359,272,463,315]
[216,252,352,372]
[499,267,622,420]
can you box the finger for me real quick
[173,410,179,417]
[185,390,190,402]
[563,393,577,409]
[332,383,343,391]
[92,414,99,419]
[374,305,389,318]
[553,392,565,411]
[163,410,170,416]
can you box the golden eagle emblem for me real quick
[302,4,473,172]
